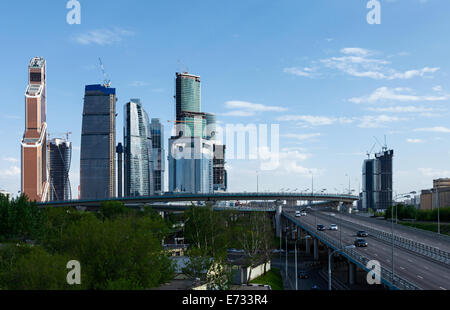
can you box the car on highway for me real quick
[317,224,326,231]
[329,224,338,231]
[311,285,320,290]
[357,230,369,237]
[354,238,368,247]
[295,211,301,217]
[298,271,309,279]
[300,211,307,216]
[329,213,336,217]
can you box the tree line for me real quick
[0,194,174,290]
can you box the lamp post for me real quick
[390,191,417,282]
[328,245,356,290]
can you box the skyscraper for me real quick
[80,84,116,199]
[49,138,72,201]
[168,72,215,194]
[124,99,153,197]
[21,57,49,202]
[213,144,227,192]
[362,148,393,211]
[374,149,393,210]
[362,158,375,211]
[151,118,165,194]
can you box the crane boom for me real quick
[98,57,111,87]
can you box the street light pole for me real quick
[256,170,259,194]
[436,186,440,234]
[328,245,355,290]
[295,238,298,290]
[285,227,288,282]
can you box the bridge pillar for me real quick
[276,205,283,238]
[348,262,356,285]
[305,235,310,254]
[313,238,319,260]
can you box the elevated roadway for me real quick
[282,209,450,290]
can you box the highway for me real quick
[283,209,450,290]
[341,212,450,253]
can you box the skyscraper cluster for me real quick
[20,57,226,201]
[362,148,393,211]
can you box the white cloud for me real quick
[220,110,256,117]
[366,106,435,113]
[282,133,321,140]
[283,67,316,77]
[349,87,448,104]
[433,85,443,92]
[0,166,20,177]
[285,47,440,81]
[225,101,287,112]
[340,48,374,57]
[358,115,406,128]
[74,28,135,45]
[276,115,353,126]
[419,168,450,178]
[414,127,450,133]
[2,157,18,163]
[406,139,423,144]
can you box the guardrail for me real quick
[283,212,422,290]
[353,213,450,243]
[317,213,450,266]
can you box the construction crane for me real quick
[373,135,388,152]
[48,131,72,141]
[98,57,111,88]
[366,142,376,158]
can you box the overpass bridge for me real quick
[279,207,450,290]
[37,192,359,208]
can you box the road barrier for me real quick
[283,213,422,290]
[315,213,450,266]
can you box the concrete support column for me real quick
[276,205,282,237]
[305,235,310,254]
[348,261,356,285]
[313,238,319,260]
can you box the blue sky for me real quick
[0,0,449,198]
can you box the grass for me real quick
[399,221,450,236]
[250,267,284,290]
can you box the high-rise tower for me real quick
[21,57,49,202]
[80,84,116,199]
[49,138,72,201]
[150,118,165,194]
[124,99,153,197]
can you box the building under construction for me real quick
[49,138,72,201]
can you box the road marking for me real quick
[424,266,429,270]
[408,259,413,263]
[417,275,423,279]
[400,267,405,270]
[440,287,447,290]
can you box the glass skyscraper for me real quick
[362,149,394,211]
[168,72,217,194]
[80,84,116,199]
[49,138,72,201]
[151,118,165,194]
[124,99,153,197]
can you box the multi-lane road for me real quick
[283,209,450,290]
